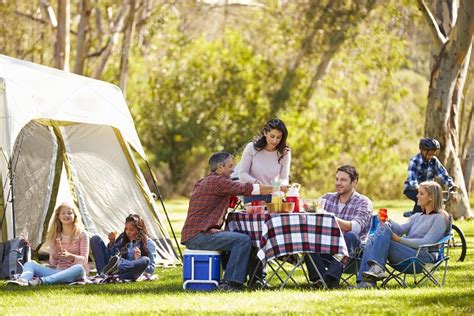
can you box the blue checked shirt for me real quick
[404,153,454,191]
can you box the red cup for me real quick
[286,196,300,212]
[378,208,388,223]
[229,196,238,208]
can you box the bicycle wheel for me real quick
[450,224,467,262]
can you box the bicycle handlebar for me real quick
[442,190,458,204]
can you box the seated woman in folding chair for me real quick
[355,181,450,288]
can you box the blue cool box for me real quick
[182,250,221,291]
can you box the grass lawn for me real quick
[1,199,473,315]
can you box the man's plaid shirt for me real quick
[181,172,253,244]
[321,191,372,240]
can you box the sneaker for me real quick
[248,277,271,290]
[103,255,120,275]
[309,279,326,290]
[217,280,244,292]
[363,263,386,281]
[28,278,43,286]
[6,278,29,286]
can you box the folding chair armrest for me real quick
[417,234,452,249]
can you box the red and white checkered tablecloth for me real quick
[227,212,348,265]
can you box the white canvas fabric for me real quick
[0,54,145,158]
[0,55,178,265]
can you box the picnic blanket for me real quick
[69,273,158,285]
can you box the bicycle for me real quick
[443,190,467,262]
[404,190,467,262]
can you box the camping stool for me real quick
[182,249,221,291]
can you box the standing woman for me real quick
[239,118,291,203]
[8,202,89,286]
[355,181,450,288]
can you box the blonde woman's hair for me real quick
[47,202,85,244]
[419,181,450,224]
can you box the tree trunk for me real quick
[271,0,377,115]
[92,1,130,79]
[270,1,327,115]
[298,30,344,110]
[423,0,474,219]
[463,137,474,193]
[55,0,70,71]
[119,0,138,93]
[74,0,91,75]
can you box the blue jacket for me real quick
[108,234,158,274]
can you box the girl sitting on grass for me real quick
[8,202,89,286]
[101,214,157,280]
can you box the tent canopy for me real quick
[0,55,179,265]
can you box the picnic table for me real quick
[226,212,348,289]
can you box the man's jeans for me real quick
[404,188,422,214]
[117,257,150,280]
[356,223,435,282]
[90,235,115,273]
[20,261,85,284]
[305,231,361,282]
[185,231,252,284]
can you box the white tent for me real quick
[0,54,179,265]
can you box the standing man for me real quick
[181,152,284,291]
[306,165,372,289]
[404,138,457,215]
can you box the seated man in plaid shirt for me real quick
[305,165,372,289]
[181,152,281,291]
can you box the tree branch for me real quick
[417,0,448,44]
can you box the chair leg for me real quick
[267,261,285,284]
[441,260,448,287]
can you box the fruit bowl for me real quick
[266,202,295,213]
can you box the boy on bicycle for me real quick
[404,137,458,215]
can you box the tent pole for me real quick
[145,160,183,260]
[9,158,15,238]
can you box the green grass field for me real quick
[1,199,473,315]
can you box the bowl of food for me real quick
[245,205,265,214]
[280,202,295,213]
[266,203,280,213]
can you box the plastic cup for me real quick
[228,196,238,208]
[378,208,388,223]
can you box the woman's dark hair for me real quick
[121,214,149,258]
[253,118,289,163]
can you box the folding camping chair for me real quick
[340,214,379,286]
[381,218,453,288]
[265,254,315,289]
[380,234,452,287]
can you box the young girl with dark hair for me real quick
[99,214,157,280]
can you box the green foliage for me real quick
[280,3,425,199]
[1,1,438,199]
[128,29,278,194]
